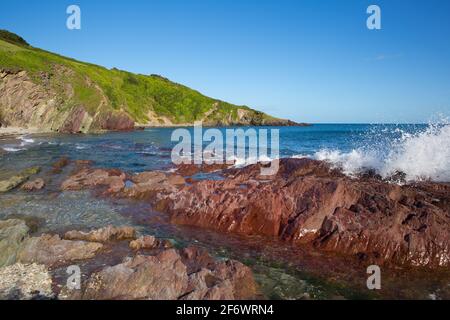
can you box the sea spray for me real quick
[312,120,450,182]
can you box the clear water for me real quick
[1,123,449,299]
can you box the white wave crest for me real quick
[2,147,25,152]
[311,121,450,182]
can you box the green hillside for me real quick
[0,30,296,132]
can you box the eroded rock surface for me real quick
[20,178,45,191]
[0,219,259,300]
[63,247,258,300]
[17,234,103,267]
[0,167,40,193]
[0,219,30,267]
[59,158,450,268]
[129,235,172,250]
[64,225,136,243]
[0,263,53,300]
[160,159,450,268]
[61,168,126,193]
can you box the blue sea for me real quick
[1,123,449,181]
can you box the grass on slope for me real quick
[0,33,269,125]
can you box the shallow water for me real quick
[1,124,449,299]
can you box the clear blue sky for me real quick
[1,0,449,123]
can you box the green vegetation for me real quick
[0,30,286,127]
[0,30,29,47]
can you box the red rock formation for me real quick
[59,106,88,133]
[60,158,450,268]
[160,158,450,268]
[91,111,135,131]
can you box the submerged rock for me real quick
[21,178,45,191]
[61,168,126,193]
[0,263,53,300]
[64,225,136,243]
[51,157,70,174]
[0,166,40,193]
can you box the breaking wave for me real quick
[311,120,450,182]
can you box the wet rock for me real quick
[20,178,45,191]
[0,167,40,193]
[129,235,172,250]
[17,234,103,267]
[0,219,30,267]
[123,171,185,199]
[51,157,70,174]
[61,168,126,193]
[175,163,232,177]
[67,249,189,300]
[181,246,258,300]
[74,160,93,167]
[0,263,53,300]
[62,247,258,300]
[64,226,136,243]
[158,158,450,268]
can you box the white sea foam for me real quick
[311,121,450,182]
[313,149,380,176]
[2,147,25,152]
[19,136,35,144]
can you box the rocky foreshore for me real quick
[0,221,258,300]
[59,158,450,268]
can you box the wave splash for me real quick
[311,120,450,182]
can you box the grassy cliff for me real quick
[0,30,297,133]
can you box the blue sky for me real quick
[1,0,449,123]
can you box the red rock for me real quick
[123,171,185,199]
[91,111,135,131]
[129,235,172,250]
[74,160,93,167]
[20,178,45,191]
[51,157,70,174]
[17,234,103,267]
[176,163,233,176]
[62,247,258,300]
[64,226,136,243]
[59,106,88,134]
[158,158,450,268]
[61,168,126,193]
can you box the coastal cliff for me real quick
[0,30,301,133]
